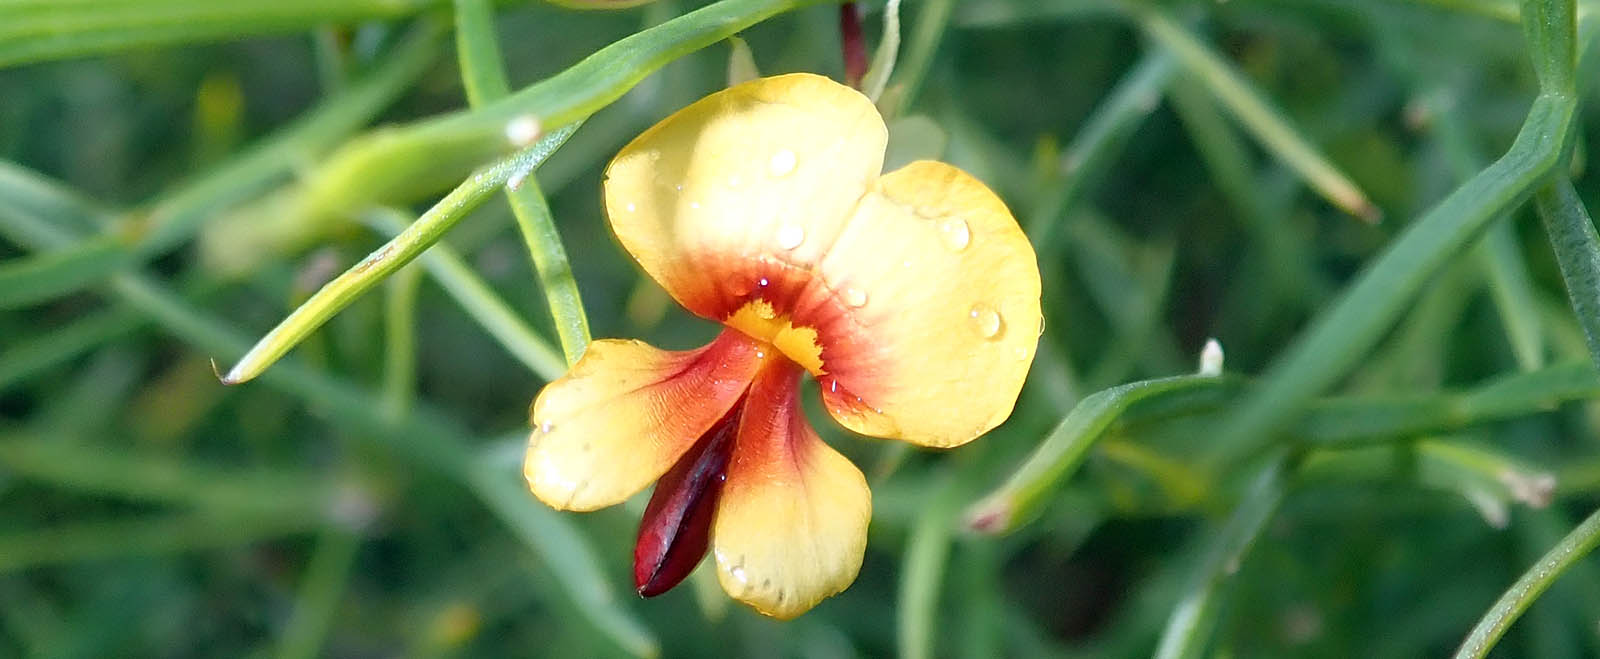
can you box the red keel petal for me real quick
[633,396,744,597]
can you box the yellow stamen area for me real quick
[724,300,825,375]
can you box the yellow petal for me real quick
[524,331,764,511]
[711,359,871,619]
[804,160,1042,447]
[603,73,888,321]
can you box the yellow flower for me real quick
[524,73,1041,619]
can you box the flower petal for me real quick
[603,73,888,320]
[711,359,871,619]
[634,398,741,597]
[799,160,1042,447]
[524,330,764,511]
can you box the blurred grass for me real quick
[4,0,1600,657]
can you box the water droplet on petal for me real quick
[843,287,868,308]
[968,303,1003,340]
[689,201,701,209]
[756,350,766,359]
[777,224,805,249]
[539,420,554,433]
[939,218,971,251]
[1014,346,1031,361]
[625,202,637,213]
[769,149,797,177]
[674,184,684,192]
[731,566,748,583]
[1037,317,1046,336]
[758,277,770,288]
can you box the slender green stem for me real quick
[452,0,592,364]
[1428,89,1547,370]
[220,124,578,385]
[453,0,511,108]
[1136,4,1378,220]
[1534,178,1600,368]
[275,529,362,659]
[507,180,592,365]
[1153,454,1289,659]
[0,0,439,67]
[886,0,953,114]
[367,210,566,381]
[381,264,424,421]
[1454,504,1600,658]
[898,478,961,659]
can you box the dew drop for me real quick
[939,217,971,251]
[731,566,748,583]
[1037,317,1046,336]
[756,351,765,359]
[674,184,684,192]
[1014,346,1030,361]
[829,379,839,393]
[758,277,770,288]
[539,420,554,433]
[843,287,868,308]
[777,224,805,249]
[625,202,637,213]
[689,201,701,209]
[769,149,797,177]
[968,304,1003,339]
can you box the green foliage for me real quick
[3,0,1600,657]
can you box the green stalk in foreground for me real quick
[1454,505,1600,658]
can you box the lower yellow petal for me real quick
[524,331,764,511]
[711,359,871,619]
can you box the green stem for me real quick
[1454,504,1600,658]
[1153,454,1290,659]
[275,530,362,659]
[452,0,591,364]
[1534,178,1600,368]
[220,124,578,385]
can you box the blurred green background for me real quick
[3,0,1600,657]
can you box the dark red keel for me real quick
[633,397,744,597]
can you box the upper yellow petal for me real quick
[603,73,888,320]
[524,332,764,511]
[807,161,1042,447]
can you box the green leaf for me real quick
[220,124,578,386]
[1534,178,1600,368]
[0,0,439,67]
[1137,6,1379,221]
